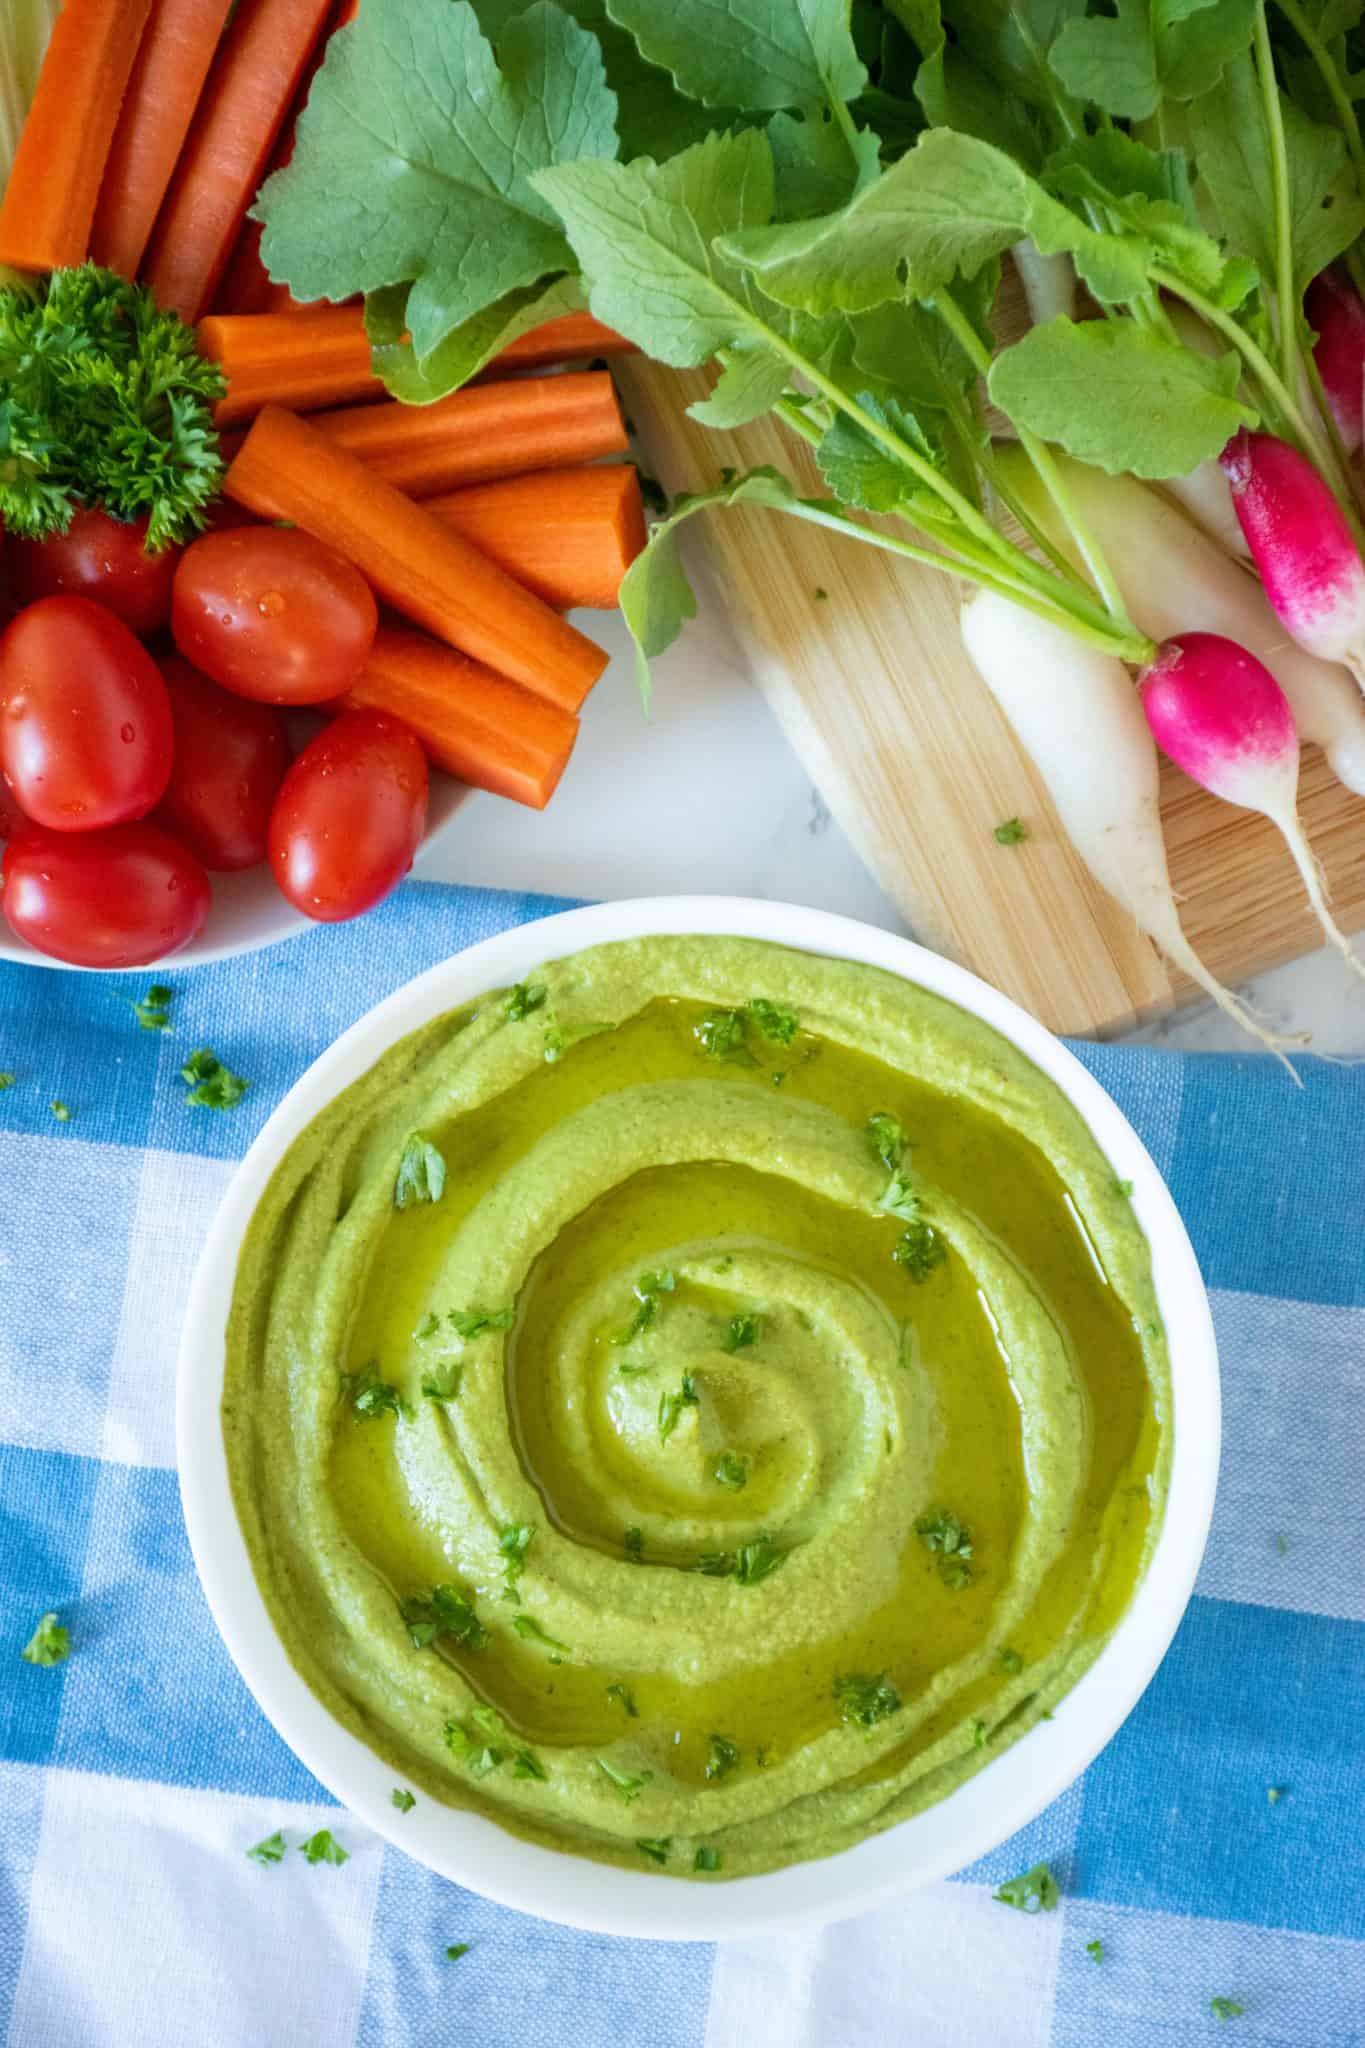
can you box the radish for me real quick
[1161,460,1251,560]
[1219,429,1365,686]
[1139,632,1365,982]
[960,592,1303,1065]
[992,442,1365,796]
[1304,268,1365,454]
[1011,240,1075,327]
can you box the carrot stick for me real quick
[0,0,154,274]
[225,406,608,711]
[425,466,646,611]
[339,627,578,809]
[89,0,234,278]
[197,308,382,422]
[491,312,635,370]
[140,0,333,322]
[311,373,629,496]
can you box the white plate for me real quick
[177,896,1219,1941]
[0,773,468,972]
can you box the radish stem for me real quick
[1272,0,1365,188]
[1253,2,1300,402]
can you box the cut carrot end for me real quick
[425,466,647,611]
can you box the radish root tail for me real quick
[1163,930,1306,1082]
[1276,813,1365,983]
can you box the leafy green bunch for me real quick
[0,266,225,548]
[257,0,1365,687]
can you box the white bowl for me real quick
[176,896,1219,1941]
[0,775,468,971]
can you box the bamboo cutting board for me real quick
[617,360,1365,1038]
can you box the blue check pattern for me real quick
[1,880,1362,2048]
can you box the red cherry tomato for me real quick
[9,508,180,636]
[0,777,26,840]
[2,821,211,967]
[268,711,427,922]
[0,596,174,830]
[155,655,290,871]
[172,527,378,704]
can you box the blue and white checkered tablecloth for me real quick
[1,878,1362,2048]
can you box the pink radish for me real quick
[960,592,1304,1067]
[1219,429,1365,687]
[1139,632,1365,982]
[1305,269,1365,453]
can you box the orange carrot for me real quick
[197,308,381,423]
[226,406,608,711]
[311,373,629,496]
[491,312,635,370]
[0,0,154,274]
[89,0,234,278]
[339,627,578,809]
[141,0,333,322]
[425,467,647,611]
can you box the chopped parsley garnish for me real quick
[694,1845,722,1872]
[421,1363,464,1404]
[893,1221,946,1282]
[712,1450,749,1491]
[511,1614,571,1659]
[1210,1997,1245,2022]
[444,1721,502,1777]
[415,1311,441,1340]
[448,1304,515,1339]
[21,1611,70,1666]
[695,1008,751,1061]
[299,1829,348,1867]
[877,1169,920,1222]
[705,1733,739,1781]
[866,1111,907,1171]
[636,1836,671,1865]
[341,1369,411,1423]
[722,1313,762,1353]
[916,1509,975,1589]
[617,1357,653,1378]
[694,1550,733,1577]
[733,1535,785,1585]
[993,816,1029,845]
[0,1072,14,1090]
[393,1134,446,1208]
[607,1683,639,1717]
[1085,1938,1104,1962]
[835,1671,902,1730]
[49,1100,71,1122]
[614,1269,675,1345]
[1275,1531,1288,1556]
[1112,1178,1134,1198]
[246,1831,286,1865]
[658,1371,699,1443]
[1267,1785,1285,1805]
[596,1758,652,1804]
[445,1943,471,1962]
[993,1863,1059,1913]
[624,1526,644,1562]
[999,1646,1024,1675]
[971,1718,987,1748]
[513,1748,548,1780]
[129,984,174,1031]
[391,1788,416,1813]
[748,997,799,1044]
[813,586,829,601]
[401,1585,488,1652]
[498,1521,535,1601]
[503,981,548,1021]
[180,1047,248,1109]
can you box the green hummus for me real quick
[223,935,1170,1879]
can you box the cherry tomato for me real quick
[0,777,25,840]
[172,527,378,704]
[268,711,427,922]
[155,655,290,871]
[10,508,180,636]
[0,596,174,830]
[3,821,211,967]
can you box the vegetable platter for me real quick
[0,0,647,968]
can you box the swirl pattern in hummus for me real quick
[223,936,1170,1878]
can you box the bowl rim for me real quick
[175,894,1220,1942]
